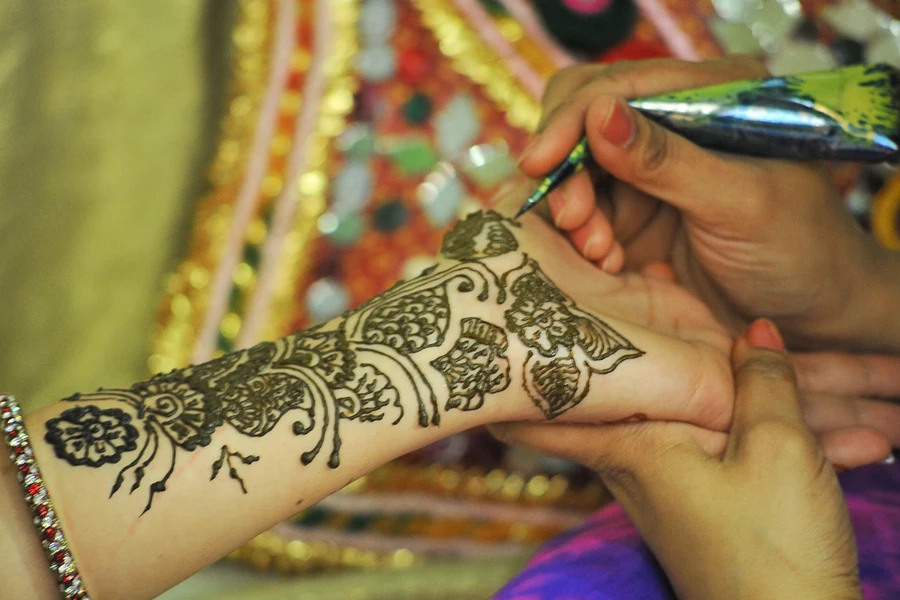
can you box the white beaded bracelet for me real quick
[1,394,90,600]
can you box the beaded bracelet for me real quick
[1,394,90,600]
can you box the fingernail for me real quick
[883,452,896,465]
[519,134,541,165]
[745,319,785,352]
[554,204,568,228]
[601,100,636,149]
[583,234,599,260]
[550,189,568,227]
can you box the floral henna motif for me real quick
[440,210,519,260]
[432,318,511,411]
[337,364,398,422]
[45,406,139,467]
[44,210,643,514]
[361,286,450,353]
[219,373,310,437]
[506,266,644,419]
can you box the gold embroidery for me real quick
[150,0,273,373]
[409,0,541,132]
[262,0,360,342]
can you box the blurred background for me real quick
[2,0,899,598]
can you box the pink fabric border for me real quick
[194,0,298,361]
[236,0,336,348]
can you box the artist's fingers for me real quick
[582,95,766,223]
[568,209,617,262]
[606,180,662,243]
[639,261,677,282]
[547,169,597,230]
[819,427,894,470]
[801,393,900,447]
[727,320,810,461]
[489,420,725,481]
[490,420,890,474]
[520,56,769,177]
[622,207,682,271]
[536,64,607,133]
[792,352,900,398]
[597,241,625,273]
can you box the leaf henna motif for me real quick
[507,263,643,418]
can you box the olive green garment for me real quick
[159,556,532,600]
[0,1,233,410]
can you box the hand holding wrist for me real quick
[821,242,900,353]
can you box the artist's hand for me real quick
[489,185,734,430]
[518,57,900,353]
[791,352,900,466]
[492,320,864,600]
[496,187,894,466]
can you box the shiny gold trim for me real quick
[491,13,559,80]
[410,0,541,132]
[150,0,273,373]
[229,531,423,574]
[873,172,900,250]
[230,462,606,574]
[352,464,609,511]
[262,0,360,342]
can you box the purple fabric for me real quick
[495,460,900,600]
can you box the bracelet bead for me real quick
[1,394,90,600]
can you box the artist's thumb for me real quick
[584,94,755,223]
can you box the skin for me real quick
[518,56,900,354]
[516,56,900,464]
[495,57,900,600]
[0,192,892,600]
[492,320,864,600]
[2,205,741,600]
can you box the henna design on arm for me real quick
[505,265,644,418]
[432,318,511,411]
[211,446,259,494]
[43,210,643,514]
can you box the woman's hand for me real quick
[500,187,895,467]
[492,320,864,600]
[518,57,900,353]
[791,352,900,466]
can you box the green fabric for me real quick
[160,556,532,600]
[0,1,232,410]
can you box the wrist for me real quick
[836,242,900,353]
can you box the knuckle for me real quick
[594,423,659,487]
[543,65,594,100]
[594,66,639,99]
[720,54,771,79]
[741,420,817,463]
[486,424,519,446]
[730,162,776,223]
[737,357,798,388]
[638,121,674,175]
[598,462,641,495]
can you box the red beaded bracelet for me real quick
[1,394,90,600]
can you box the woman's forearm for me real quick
[2,210,700,599]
